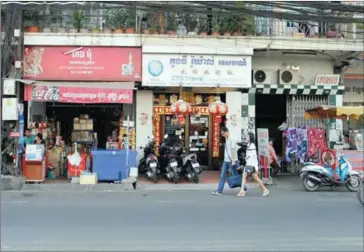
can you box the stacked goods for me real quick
[72,114,94,142]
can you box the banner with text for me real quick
[24,85,133,104]
[23,46,141,81]
[142,54,251,88]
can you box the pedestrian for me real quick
[23,129,35,146]
[269,138,280,178]
[34,133,45,145]
[212,127,238,196]
[237,132,269,197]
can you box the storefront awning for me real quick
[19,80,135,104]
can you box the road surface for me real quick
[1,188,363,251]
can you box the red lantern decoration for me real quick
[170,99,192,115]
[208,99,228,116]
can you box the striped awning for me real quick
[249,84,345,95]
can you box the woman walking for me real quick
[237,132,269,197]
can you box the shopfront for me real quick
[140,46,253,170]
[21,45,142,179]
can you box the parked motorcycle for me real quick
[181,151,201,183]
[159,134,183,183]
[299,152,362,192]
[139,137,159,183]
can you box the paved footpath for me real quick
[1,187,363,251]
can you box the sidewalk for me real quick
[3,171,302,192]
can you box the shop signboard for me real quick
[24,85,133,104]
[314,74,340,85]
[212,116,221,158]
[257,128,269,178]
[142,54,251,88]
[23,46,142,81]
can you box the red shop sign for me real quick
[24,85,133,104]
[23,46,142,81]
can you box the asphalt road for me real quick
[1,188,363,251]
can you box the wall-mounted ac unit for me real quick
[278,69,300,85]
[252,69,272,85]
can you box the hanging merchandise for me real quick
[307,127,327,160]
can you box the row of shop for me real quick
[2,45,363,180]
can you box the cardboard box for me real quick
[80,124,87,130]
[80,119,87,124]
[74,123,80,130]
[86,124,93,130]
[80,173,98,185]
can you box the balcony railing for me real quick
[19,4,363,40]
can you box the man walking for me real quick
[212,127,238,196]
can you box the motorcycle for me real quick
[181,151,201,183]
[138,137,159,183]
[299,151,362,192]
[159,134,183,183]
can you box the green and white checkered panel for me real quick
[249,85,345,95]
[241,93,255,140]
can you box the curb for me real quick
[1,176,25,191]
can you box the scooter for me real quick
[181,151,201,183]
[300,151,362,192]
[159,134,183,183]
[138,137,159,183]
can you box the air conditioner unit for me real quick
[278,69,300,85]
[252,69,272,85]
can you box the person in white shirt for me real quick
[237,132,269,197]
[212,127,238,196]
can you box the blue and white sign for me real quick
[142,54,252,88]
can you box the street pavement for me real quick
[1,188,363,251]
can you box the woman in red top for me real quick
[269,138,280,178]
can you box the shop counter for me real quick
[91,150,137,181]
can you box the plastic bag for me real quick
[67,151,82,166]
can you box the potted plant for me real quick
[166,12,177,35]
[125,10,136,34]
[150,21,161,35]
[23,10,40,33]
[72,10,87,33]
[108,9,126,33]
[186,15,198,35]
[211,17,220,36]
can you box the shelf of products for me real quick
[72,114,94,143]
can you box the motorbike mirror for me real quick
[164,134,168,139]
[140,146,143,149]
[179,136,182,140]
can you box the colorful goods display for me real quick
[285,127,326,163]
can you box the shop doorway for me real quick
[46,103,123,148]
[256,95,286,156]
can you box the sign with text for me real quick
[143,54,252,88]
[24,85,133,104]
[23,46,142,81]
[257,128,269,178]
[315,74,340,85]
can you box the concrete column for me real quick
[328,94,343,148]
[241,92,256,141]
[135,90,153,164]
[226,91,242,142]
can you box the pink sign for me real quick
[23,46,142,81]
[24,85,133,104]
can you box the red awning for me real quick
[21,81,134,104]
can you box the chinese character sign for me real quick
[142,54,251,88]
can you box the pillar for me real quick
[241,91,256,141]
[136,90,153,163]
[328,94,343,148]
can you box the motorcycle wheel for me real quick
[152,175,158,183]
[346,175,362,192]
[193,174,199,184]
[357,186,364,206]
[173,175,180,184]
[303,176,319,192]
